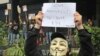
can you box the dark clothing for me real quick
[11,25,19,34]
[24,28,43,56]
[78,29,94,56]
[24,28,94,56]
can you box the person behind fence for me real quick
[11,21,19,44]
[24,11,94,56]
[8,21,13,46]
[22,21,27,40]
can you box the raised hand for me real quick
[34,11,43,29]
[74,12,84,30]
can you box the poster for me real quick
[42,3,76,28]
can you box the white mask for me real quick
[50,37,68,56]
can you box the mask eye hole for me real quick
[60,42,66,47]
[60,43,66,47]
[52,43,56,45]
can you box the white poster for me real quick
[22,5,27,12]
[42,3,76,28]
[5,9,8,15]
[0,0,9,4]
[7,3,11,10]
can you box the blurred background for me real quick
[0,0,100,56]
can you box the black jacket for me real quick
[24,28,94,56]
[78,29,94,56]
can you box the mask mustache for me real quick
[55,48,64,52]
[55,49,65,56]
[50,48,64,53]
[50,48,65,56]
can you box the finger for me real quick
[74,12,82,22]
[36,19,42,25]
[74,12,80,16]
[35,12,43,20]
[37,11,43,17]
[31,16,36,23]
[38,11,43,15]
[74,13,82,19]
[74,17,82,23]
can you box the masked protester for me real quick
[24,11,94,56]
[50,32,69,56]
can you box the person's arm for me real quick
[74,12,94,56]
[78,29,94,56]
[24,11,43,56]
[24,28,40,56]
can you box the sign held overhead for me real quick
[42,3,76,28]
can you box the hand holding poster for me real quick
[42,3,76,28]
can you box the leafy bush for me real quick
[0,21,25,56]
[74,23,100,55]
[4,37,25,56]
[0,21,8,46]
[83,24,100,55]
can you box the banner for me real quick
[42,3,76,28]
[0,0,9,4]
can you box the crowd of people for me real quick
[24,11,94,56]
[5,5,95,55]
[4,3,94,56]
